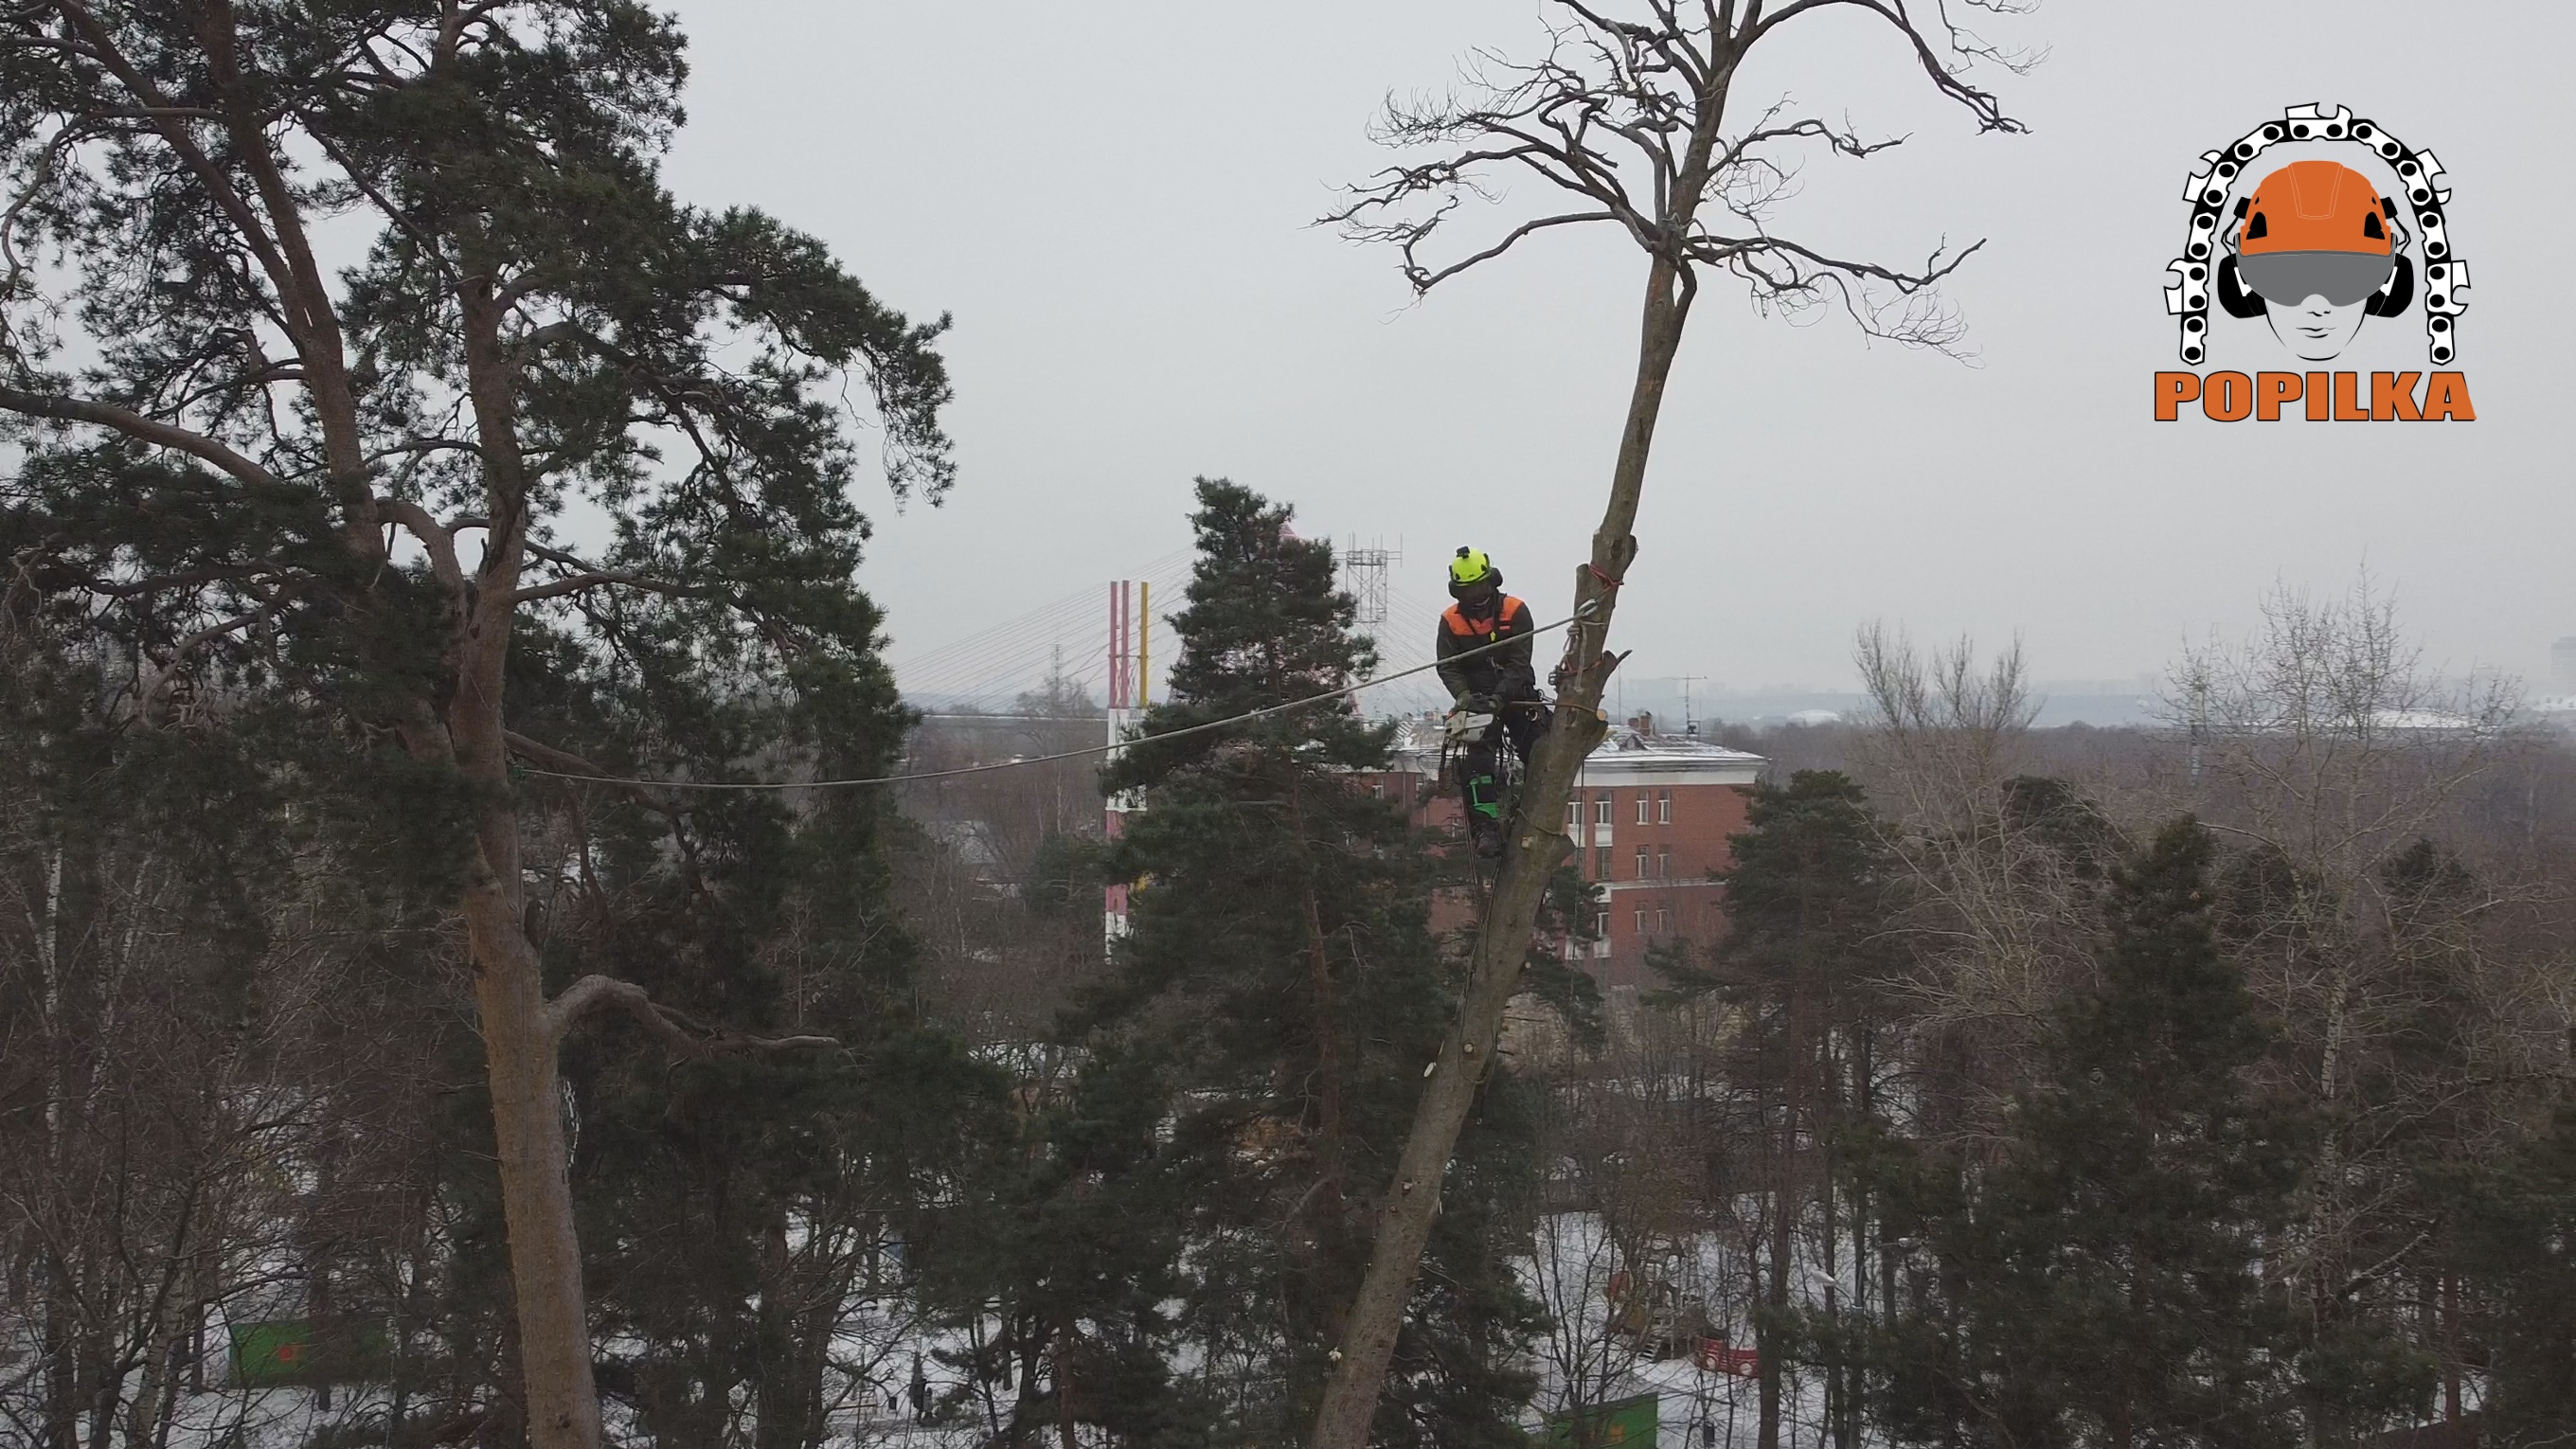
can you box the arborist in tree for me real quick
[1436,546,1544,857]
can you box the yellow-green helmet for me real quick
[1448,546,1501,598]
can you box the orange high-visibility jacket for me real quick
[1436,595,1537,703]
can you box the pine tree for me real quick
[2443,1099,2576,1445]
[475,607,1005,1447]
[1657,770,1899,1449]
[1069,477,1541,1446]
[929,1042,1215,1447]
[1877,818,2305,1449]
[0,9,952,1441]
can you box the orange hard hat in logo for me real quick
[2231,160,2402,308]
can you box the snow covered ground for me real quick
[121,1208,1851,1448]
[1522,1211,1845,1449]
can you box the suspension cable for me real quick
[515,606,1587,793]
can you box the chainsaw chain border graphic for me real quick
[2163,102,2469,367]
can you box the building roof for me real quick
[1383,714,1765,785]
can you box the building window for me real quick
[1565,796,1580,829]
[1658,847,1672,880]
[1635,846,1650,878]
[1656,906,1673,935]
[1636,794,1651,826]
[1657,790,1672,824]
[1595,846,1613,878]
[1593,793,1613,825]
[1634,907,1648,934]
[1592,911,1610,958]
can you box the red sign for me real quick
[1694,1337,1759,1377]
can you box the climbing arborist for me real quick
[1437,546,1544,857]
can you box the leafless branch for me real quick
[1319,0,2027,356]
[2333,1225,2434,1302]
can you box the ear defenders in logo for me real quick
[2163,104,2468,367]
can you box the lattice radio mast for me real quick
[1341,537,1399,627]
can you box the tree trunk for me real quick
[2441,1272,2460,1423]
[1822,1151,1845,1449]
[124,1296,175,1449]
[41,1218,79,1448]
[1760,965,1811,1449]
[468,900,599,1449]
[125,1186,200,1449]
[84,1318,116,1449]
[1288,784,1345,1210]
[1057,1312,1079,1449]
[1305,255,1692,1449]
[451,277,603,1449]
[753,1213,830,1449]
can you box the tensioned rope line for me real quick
[517,606,1589,793]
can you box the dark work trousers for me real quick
[1456,700,1547,826]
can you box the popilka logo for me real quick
[2156,103,2474,421]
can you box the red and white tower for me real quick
[1103,581,1150,943]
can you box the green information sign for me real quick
[226,1319,387,1386]
[1540,1390,1660,1447]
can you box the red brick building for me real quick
[1378,715,1764,990]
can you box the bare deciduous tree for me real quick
[1308,9,2032,1439]
[2160,578,2537,1422]
[1851,630,2081,1055]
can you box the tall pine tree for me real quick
[1069,477,1542,1446]
[1874,818,2304,1449]
[1657,769,1901,1449]
[0,9,954,1440]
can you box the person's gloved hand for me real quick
[1458,693,1495,716]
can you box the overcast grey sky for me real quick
[657,0,2574,697]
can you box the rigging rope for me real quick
[516,607,1587,793]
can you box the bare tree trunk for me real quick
[123,1297,176,1449]
[1822,1141,1845,1449]
[1057,1312,1079,1449]
[2441,1272,2460,1423]
[124,1185,201,1449]
[1306,254,1688,1449]
[1762,975,1810,1449]
[1760,1190,1791,1449]
[43,1281,78,1449]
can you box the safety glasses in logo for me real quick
[2236,250,2394,309]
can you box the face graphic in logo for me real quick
[2164,104,2469,368]
[2218,160,2410,362]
